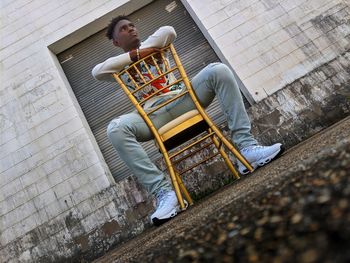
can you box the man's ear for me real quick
[113,39,119,47]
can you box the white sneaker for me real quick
[237,143,284,175]
[150,189,181,226]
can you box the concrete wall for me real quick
[0,1,154,262]
[156,49,350,199]
[175,0,350,199]
[183,0,350,101]
[1,0,349,262]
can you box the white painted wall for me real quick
[183,0,350,101]
[0,0,151,260]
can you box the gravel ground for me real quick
[94,116,350,263]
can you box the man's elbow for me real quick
[92,65,105,81]
[162,26,177,40]
[91,64,99,78]
[92,66,112,82]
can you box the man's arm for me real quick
[92,26,177,82]
[141,26,176,49]
[92,53,132,82]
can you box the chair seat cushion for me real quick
[158,109,209,150]
[158,109,200,135]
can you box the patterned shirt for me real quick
[121,56,184,109]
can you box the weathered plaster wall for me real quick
[173,0,350,197]
[0,1,154,262]
[249,50,350,148]
[166,49,350,199]
[183,0,350,101]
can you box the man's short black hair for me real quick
[106,15,130,40]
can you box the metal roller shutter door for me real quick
[58,0,250,181]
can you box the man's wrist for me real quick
[129,50,137,62]
[129,49,141,62]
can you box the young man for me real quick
[92,16,284,225]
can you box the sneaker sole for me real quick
[256,144,285,167]
[152,200,188,226]
[152,212,177,226]
[239,145,285,175]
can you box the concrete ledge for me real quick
[249,50,350,148]
[0,177,153,263]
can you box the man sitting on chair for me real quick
[92,16,284,226]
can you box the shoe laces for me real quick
[241,145,262,153]
[155,190,172,208]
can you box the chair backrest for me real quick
[113,44,212,149]
[113,44,193,115]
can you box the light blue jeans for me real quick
[107,63,257,195]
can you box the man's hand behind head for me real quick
[130,48,161,62]
[140,48,161,60]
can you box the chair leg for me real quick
[211,133,240,180]
[213,129,254,173]
[175,171,193,206]
[162,153,187,209]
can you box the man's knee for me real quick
[107,117,132,143]
[208,62,232,79]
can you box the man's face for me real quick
[113,19,140,51]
